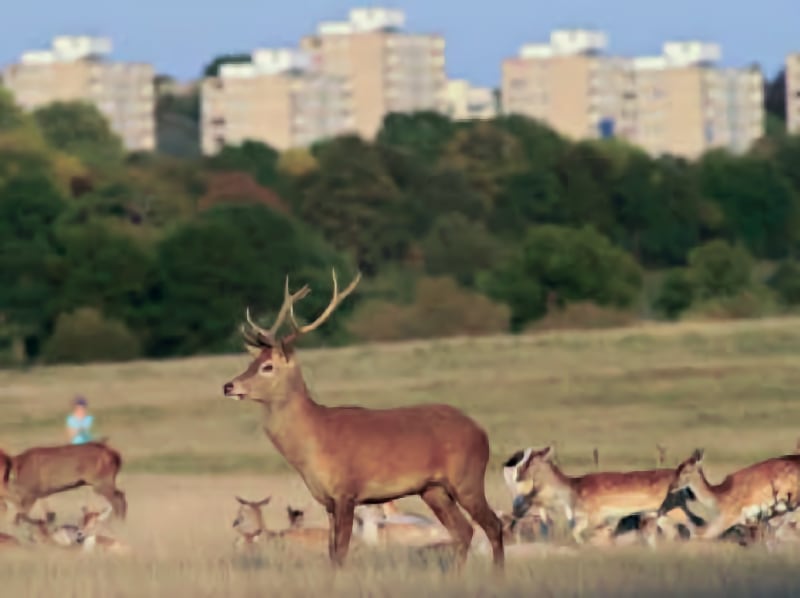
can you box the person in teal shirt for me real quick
[66,396,94,445]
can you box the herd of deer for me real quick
[2,268,800,572]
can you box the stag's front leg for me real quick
[330,498,356,567]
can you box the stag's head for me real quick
[232,496,271,538]
[223,268,361,404]
[666,448,705,495]
[506,446,557,519]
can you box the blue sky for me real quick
[1,1,795,85]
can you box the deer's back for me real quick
[11,443,121,493]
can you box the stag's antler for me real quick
[242,277,311,347]
[285,268,362,342]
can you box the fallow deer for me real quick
[507,446,692,546]
[353,503,452,547]
[503,450,553,540]
[223,269,504,570]
[0,442,126,521]
[76,505,131,555]
[659,448,800,541]
[17,513,82,549]
[232,496,329,552]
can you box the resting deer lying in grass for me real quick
[76,505,131,555]
[659,448,800,541]
[0,532,23,550]
[0,442,126,522]
[507,446,691,546]
[504,450,553,540]
[353,503,452,547]
[18,512,82,549]
[232,496,330,552]
[18,507,130,555]
[223,269,504,570]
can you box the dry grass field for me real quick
[4,317,800,596]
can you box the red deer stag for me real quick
[223,269,504,570]
[0,442,126,522]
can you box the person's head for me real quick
[72,396,88,417]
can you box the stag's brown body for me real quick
[223,269,504,569]
[0,442,126,520]
[663,449,800,540]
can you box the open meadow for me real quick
[4,317,800,596]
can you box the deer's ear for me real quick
[257,496,271,507]
[691,448,705,464]
[244,344,262,358]
[235,496,248,506]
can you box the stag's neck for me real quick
[260,370,324,473]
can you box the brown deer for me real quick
[507,446,692,545]
[222,269,504,570]
[0,442,127,521]
[232,496,329,552]
[659,448,800,541]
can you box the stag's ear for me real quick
[540,445,556,462]
[98,505,113,522]
[278,338,295,360]
[691,448,704,464]
[235,496,248,506]
[257,496,271,507]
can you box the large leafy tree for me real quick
[697,151,800,259]
[33,101,125,172]
[152,204,353,355]
[297,135,411,274]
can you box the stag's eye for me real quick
[259,362,274,375]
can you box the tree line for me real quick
[2,87,800,365]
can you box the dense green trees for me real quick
[2,95,800,365]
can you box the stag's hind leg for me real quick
[453,484,504,571]
[92,483,127,520]
[421,486,474,568]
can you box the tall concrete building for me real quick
[201,48,351,154]
[631,42,763,158]
[788,53,800,134]
[502,31,764,158]
[444,79,497,121]
[2,36,155,151]
[300,8,447,139]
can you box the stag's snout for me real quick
[223,381,245,400]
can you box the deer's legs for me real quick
[92,483,127,520]
[421,486,474,568]
[329,498,355,567]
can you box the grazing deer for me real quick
[232,496,329,552]
[0,442,126,521]
[506,446,691,545]
[223,269,504,570]
[659,448,800,541]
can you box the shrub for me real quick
[346,276,509,342]
[683,286,778,321]
[485,225,642,330]
[688,240,753,299]
[654,269,695,320]
[525,302,638,333]
[768,260,800,306]
[42,308,142,364]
